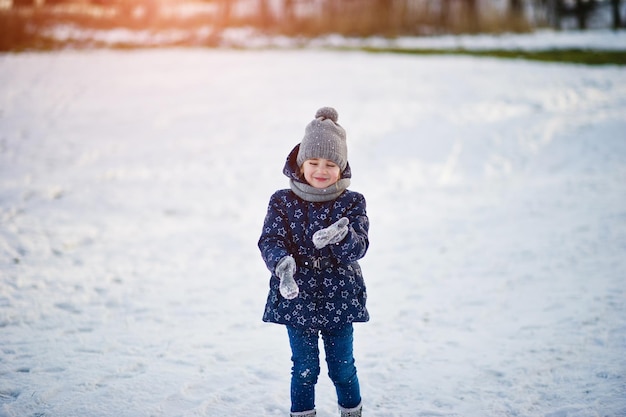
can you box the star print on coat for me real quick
[259,188,370,330]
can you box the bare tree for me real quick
[464,0,480,32]
[284,0,295,24]
[374,0,393,34]
[575,0,588,29]
[611,0,623,28]
[12,0,36,7]
[439,0,451,29]
[216,0,232,30]
[541,0,562,28]
[509,0,525,19]
[258,0,273,30]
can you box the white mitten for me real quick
[312,217,349,249]
[275,256,299,299]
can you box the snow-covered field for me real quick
[46,25,626,50]
[1,33,626,417]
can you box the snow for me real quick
[1,31,626,417]
[387,29,626,51]
[43,23,626,51]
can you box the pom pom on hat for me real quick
[315,107,339,123]
[297,107,348,171]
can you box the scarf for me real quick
[289,178,351,203]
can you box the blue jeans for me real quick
[287,324,361,413]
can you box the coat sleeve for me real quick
[329,193,369,264]
[258,192,291,273]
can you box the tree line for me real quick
[213,0,622,33]
[8,0,624,33]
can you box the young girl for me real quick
[259,107,369,417]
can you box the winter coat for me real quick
[258,146,370,330]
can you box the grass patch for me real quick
[358,47,626,66]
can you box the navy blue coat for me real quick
[259,147,370,330]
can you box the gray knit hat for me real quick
[296,107,348,172]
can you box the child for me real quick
[258,107,369,417]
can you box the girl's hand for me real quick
[275,256,299,299]
[312,217,350,249]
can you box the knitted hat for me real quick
[296,107,348,172]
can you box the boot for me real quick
[340,402,362,417]
[290,410,316,417]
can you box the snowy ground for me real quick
[46,25,626,51]
[1,33,626,417]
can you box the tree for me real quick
[611,0,623,29]
[575,0,588,29]
[12,0,36,7]
[258,0,272,30]
[509,0,525,19]
[216,0,231,30]
[464,0,480,32]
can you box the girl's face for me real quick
[301,158,341,189]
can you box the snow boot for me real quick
[339,402,362,417]
[290,410,316,417]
